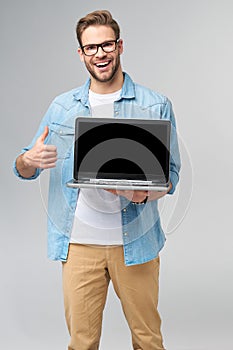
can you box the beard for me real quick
[83,53,121,83]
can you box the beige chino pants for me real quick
[62,243,165,350]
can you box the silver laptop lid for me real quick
[73,117,171,184]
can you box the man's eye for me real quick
[102,42,113,48]
[86,45,96,51]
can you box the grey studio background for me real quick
[1,0,233,349]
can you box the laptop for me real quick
[66,117,171,191]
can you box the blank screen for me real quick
[74,118,170,181]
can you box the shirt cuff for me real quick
[168,171,179,194]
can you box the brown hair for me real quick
[76,10,120,46]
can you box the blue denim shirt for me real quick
[13,73,181,266]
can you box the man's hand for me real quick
[106,183,172,203]
[107,189,148,203]
[16,126,57,178]
[22,126,57,169]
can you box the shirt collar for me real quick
[73,72,135,104]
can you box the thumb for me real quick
[38,126,49,144]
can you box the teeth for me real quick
[96,62,109,67]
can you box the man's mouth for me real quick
[95,60,111,69]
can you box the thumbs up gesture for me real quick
[22,126,57,170]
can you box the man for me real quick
[14,10,180,350]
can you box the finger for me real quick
[38,126,49,144]
[39,146,57,162]
[43,144,57,153]
[105,189,117,195]
[116,190,134,201]
[40,156,58,165]
[135,190,148,195]
[116,190,133,196]
[39,162,57,169]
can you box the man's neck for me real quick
[90,69,124,94]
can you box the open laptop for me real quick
[66,117,171,191]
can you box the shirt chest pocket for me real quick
[49,123,74,160]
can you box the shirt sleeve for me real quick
[161,98,181,194]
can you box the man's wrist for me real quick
[16,152,36,178]
[21,152,30,167]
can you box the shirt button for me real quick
[115,111,119,115]
[124,232,128,236]
[123,208,127,212]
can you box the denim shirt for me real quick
[13,73,181,266]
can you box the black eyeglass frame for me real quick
[80,39,120,56]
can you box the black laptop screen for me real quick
[74,118,171,182]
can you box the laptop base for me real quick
[66,179,169,192]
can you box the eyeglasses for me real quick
[81,39,119,56]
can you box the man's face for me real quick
[78,25,123,84]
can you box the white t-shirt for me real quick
[70,89,123,245]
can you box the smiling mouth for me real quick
[95,61,111,69]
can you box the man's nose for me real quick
[95,46,106,57]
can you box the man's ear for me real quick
[118,39,124,55]
[77,47,84,62]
